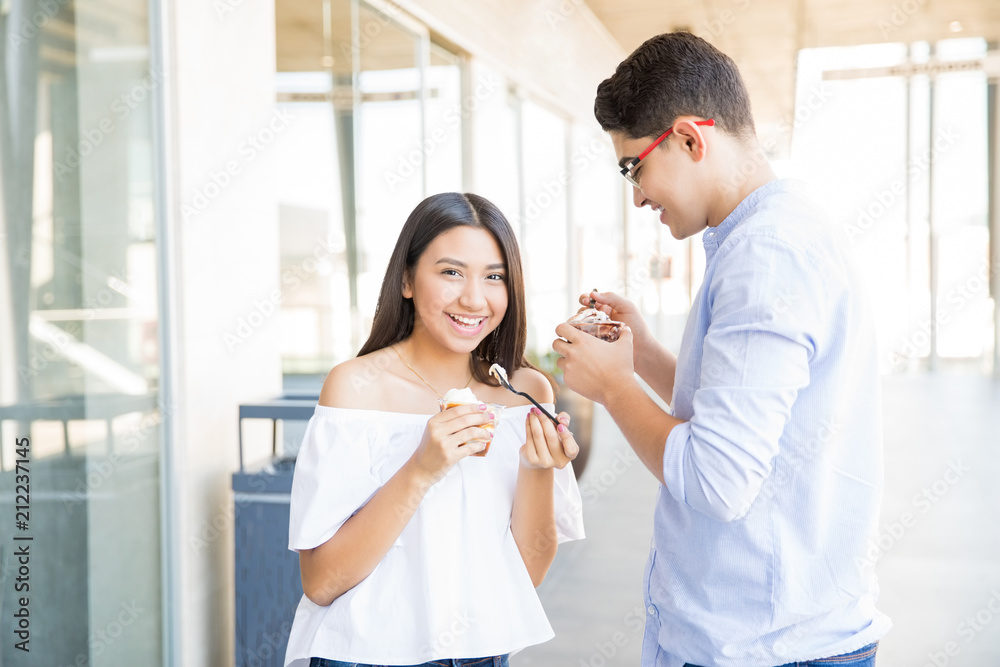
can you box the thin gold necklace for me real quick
[390,345,473,399]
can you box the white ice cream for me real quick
[488,363,509,385]
[442,387,479,404]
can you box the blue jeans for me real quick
[683,641,878,667]
[310,656,509,667]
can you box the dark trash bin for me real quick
[233,394,317,667]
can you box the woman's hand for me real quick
[409,403,492,481]
[521,410,579,470]
[513,409,572,586]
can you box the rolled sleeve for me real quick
[662,234,821,522]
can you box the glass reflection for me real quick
[0,0,163,664]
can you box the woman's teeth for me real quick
[449,314,484,328]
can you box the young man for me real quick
[553,32,891,667]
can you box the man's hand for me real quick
[553,321,635,405]
[579,290,653,367]
[578,290,677,401]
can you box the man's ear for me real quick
[672,118,709,163]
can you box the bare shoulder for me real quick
[506,366,555,406]
[318,349,395,409]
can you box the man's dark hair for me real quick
[594,32,755,141]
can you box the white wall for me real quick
[163,0,283,665]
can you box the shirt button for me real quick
[647,605,657,615]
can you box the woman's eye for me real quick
[487,273,505,281]
[442,269,461,277]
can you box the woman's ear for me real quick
[402,271,413,299]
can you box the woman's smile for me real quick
[446,312,488,335]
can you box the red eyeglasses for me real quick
[620,118,715,187]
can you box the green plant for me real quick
[527,348,563,383]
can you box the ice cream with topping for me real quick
[571,307,609,323]
[488,363,508,386]
[567,306,624,342]
[438,385,505,457]
[441,387,479,404]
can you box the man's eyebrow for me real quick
[618,156,636,169]
[435,258,506,271]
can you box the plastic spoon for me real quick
[489,363,561,427]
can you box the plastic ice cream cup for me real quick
[438,388,505,457]
[567,307,624,342]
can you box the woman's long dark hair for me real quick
[358,192,541,387]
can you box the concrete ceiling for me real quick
[584,0,1000,155]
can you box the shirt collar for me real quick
[703,179,789,261]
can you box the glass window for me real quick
[0,0,163,664]
[626,183,662,316]
[929,39,990,359]
[424,44,464,196]
[791,39,993,371]
[355,4,426,339]
[654,215,695,349]
[520,100,569,355]
[275,0,355,373]
[568,124,623,310]
[276,0,468,370]
[274,72,351,374]
[470,64,519,226]
[276,0,454,372]
[792,44,909,371]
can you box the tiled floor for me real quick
[513,373,1000,666]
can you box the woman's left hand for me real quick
[521,410,579,469]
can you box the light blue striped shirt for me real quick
[642,180,892,667]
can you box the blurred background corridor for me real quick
[0,0,998,665]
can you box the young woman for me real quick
[283,192,585,667]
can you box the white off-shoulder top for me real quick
[283,403,585,667]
